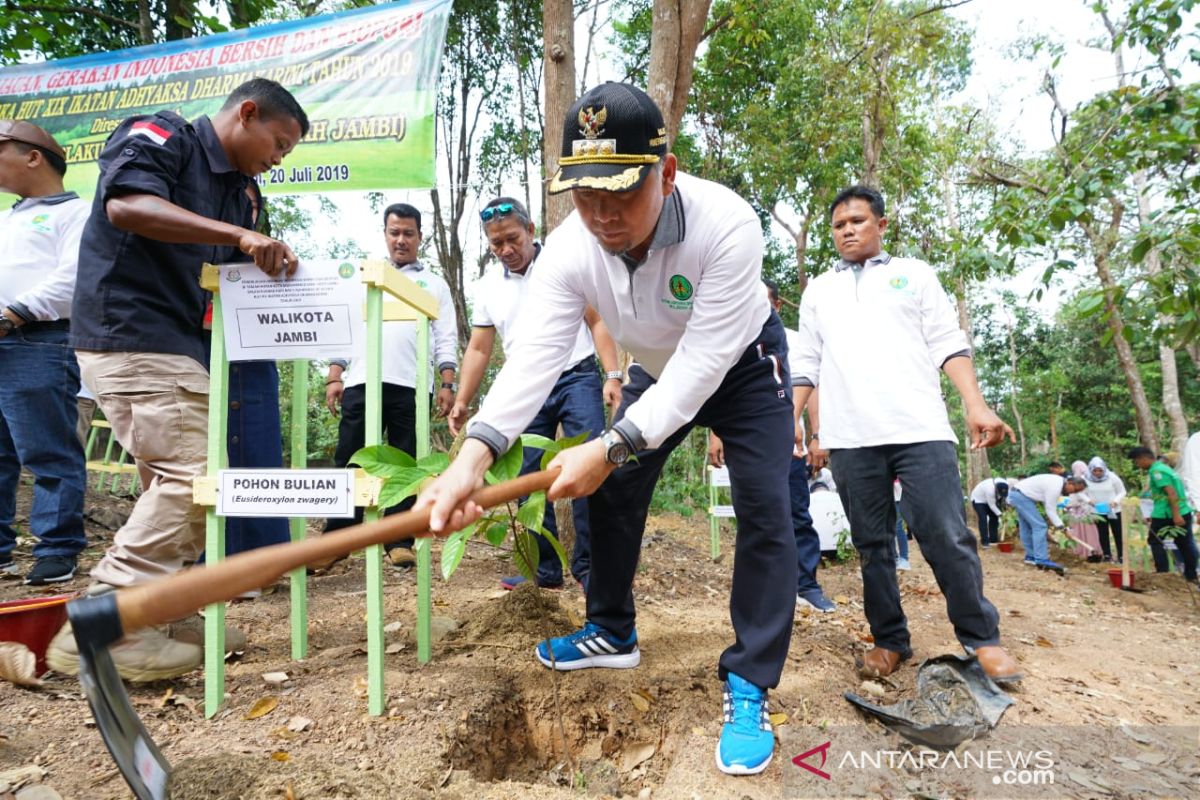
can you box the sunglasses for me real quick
[480,203,515,222]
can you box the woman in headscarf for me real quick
[1064,460,1102,558]
[1085,456,1127,563]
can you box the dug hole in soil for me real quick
[2,480,1200,799]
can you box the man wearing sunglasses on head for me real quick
[417,83,797,776]
[449,197,622,591]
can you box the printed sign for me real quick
[0,0,451,200]
[217,469,354,518]
[219,259,361,361]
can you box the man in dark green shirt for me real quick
[1130,447,1197,582]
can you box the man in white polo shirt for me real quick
[324,203,459,568]
[419,83,796,776]
[449,196,622,590]
[793,184,1021,684]
[0,120,89,586]
[1010,473,1086,574]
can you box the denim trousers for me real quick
[587,313,797,689]
[790,456,823,594]
[1009,490,1049,562]
[972,502,1000,545]
[830,441,1000,655]
[520,361,606,586]
[326,383,418,549]
[0,325,87,560]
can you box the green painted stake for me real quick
[364,284,386,717]
[98,434,118,491]
[416,319,432,665]
[709,478,721,560]
[204,293,230,720]
[288,360,309,660]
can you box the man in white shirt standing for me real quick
[0,120,89,586]
[793,185,1021,684]
[419,83,797,776]
[449,196,622,590]
[324,203,458,568]
[1010,473,1088,573]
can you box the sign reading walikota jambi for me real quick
[0,0,451,199]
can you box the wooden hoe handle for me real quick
[114,469,557,633]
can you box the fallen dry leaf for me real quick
[769,712,788,726]
[629,692,650,713]
[270,727,297,741]
[270,750,290,762]
[243,696,279,720]
[286,716,314,732]
[353,676,369,698]
[156,687,174,709]
[385,643,404,655]
[619,741,656,772]
[833,595,850,604]
[0,642,41,688]
[1035,636,1054,648]
[261,672,289,686]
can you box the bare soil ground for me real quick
[2,481,1199,799]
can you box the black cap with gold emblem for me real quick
[548,82,668,195]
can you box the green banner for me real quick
[0,0,451,197]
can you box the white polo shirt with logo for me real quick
[792,255,968,449]
[473,258,596,371]
[469,171,770,451]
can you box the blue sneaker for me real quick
[716,672,774,775]
[1023,556,1038,567]
[796,589,837,613]
[536,622,640,671]
[1035,559,1066,575]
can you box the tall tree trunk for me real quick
[542,0,575,233]
[769,206,812,293]
[1187,343,1200,375]
[1080,214,1161,453]
[646,0,712,143]
[1005,317,1027,465]
[137,0,154,44]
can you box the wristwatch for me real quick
[601,429,632,466]
[604,370,624,382]
[441,381,458,392]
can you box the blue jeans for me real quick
[893,502,909,560]
[0,324,87,560]
[1008,490,1049,562]
[520,360,606,586]
[790,457,823,594]
[830,441,999,655]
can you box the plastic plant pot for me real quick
[0,595,71,674]
[1106,568,1134,589]
[996,542,1015,553]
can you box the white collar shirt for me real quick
[473,256,595,371]
[341,261,459,389]
[1,193,89,321]
[468,171,770,452]
[792,254,968,449]
[1014,474,1067,527]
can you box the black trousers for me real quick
[326,383,417,548]
[1095,513,1123,560]
[586,313,797,689]
[831,441,1000,656]
[972,502,999,545]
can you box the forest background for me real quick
[3,0,1197,515]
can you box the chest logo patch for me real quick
[338,262,355,279]
[31,213,50,232]
[889,276,909,290]
[668,274,693,301]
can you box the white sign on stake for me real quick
[218,259,362,361]
[217,469,355,518]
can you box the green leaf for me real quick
[518,433,556,452]
[350,445,416,475]
[487,441,524,484]
[484,522,508,547]
[539,525,569,573]
[417,453,450,473]
[516,491,547,532]
[1130,236,1154,264]
[440,525,474,580]
[512,531,539,581]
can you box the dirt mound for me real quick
[453,584,576,644]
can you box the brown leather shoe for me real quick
[858,646,908,678]
[975,645,1023,683]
